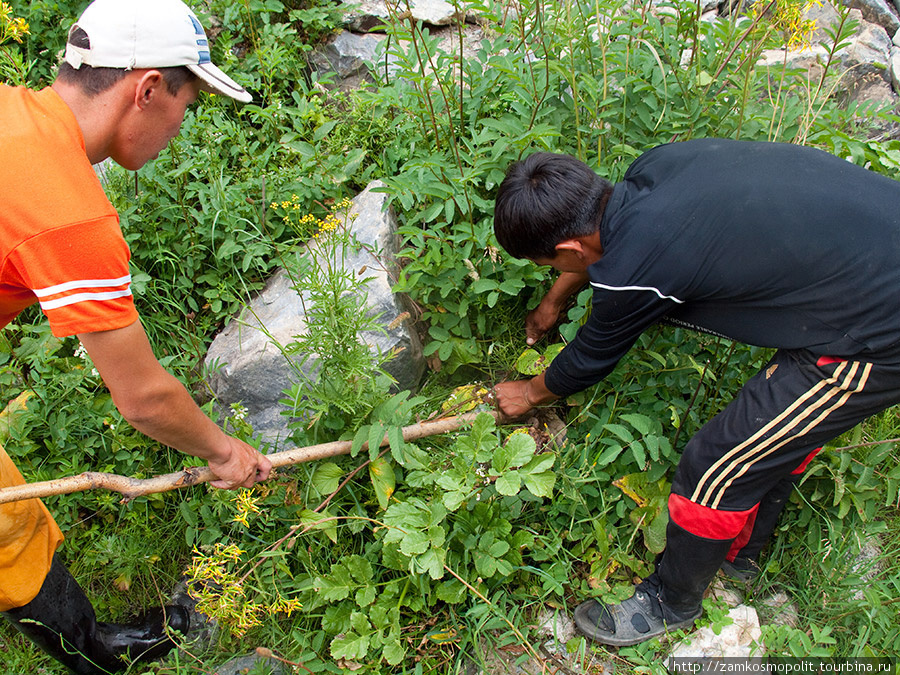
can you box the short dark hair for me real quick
[494,152,613,259]
[56,62,198,96]
[56,27,198,96]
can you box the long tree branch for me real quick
[0,411,498,505]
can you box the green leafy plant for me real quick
[267,198,398,442]
[185,412,557,669]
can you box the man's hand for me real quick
[525,300,562,346]
[207,436,272,489]
[492,372,559,418]
[493,380,537,417]
[525,271,590,345]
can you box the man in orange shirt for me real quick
[0,1,272,672]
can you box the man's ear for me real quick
[133,70,164,110]
[556,233,603,263]
[555,239,587,258]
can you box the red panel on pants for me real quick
[668,492,758,541]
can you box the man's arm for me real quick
[498,269,679,416]
[78,321,272,489]
[526,271,589,345]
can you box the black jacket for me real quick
[545,138,900,397]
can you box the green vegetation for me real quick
[2,0,900,672]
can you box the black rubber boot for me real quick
[656,520,734,616]
[1,554,189,674]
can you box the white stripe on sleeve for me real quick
[32,275,132,298]
[590,281,685,304]
[39,289,133,311]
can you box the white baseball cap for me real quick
[64,0,252,103]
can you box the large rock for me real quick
[309,31,398,90]
[204,181,425,446]
[889,43,900,90]
[786,3,893,80]
[309,21,490,89]
[845,0,900,35]
[807,0,844,44]
[792,6,899,107]
[835,10,893,79]
[834,12,898,107]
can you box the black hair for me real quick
[56,26,198,97]
[493,152,613,260]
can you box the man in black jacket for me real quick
[492,138,900,646]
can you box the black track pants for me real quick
[658,348,900,609]
[727,472,800,565]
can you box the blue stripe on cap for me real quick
[198,51,211,64]
[197,39,208,46]
[189,15,204,35]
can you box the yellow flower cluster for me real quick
[184,543,302,637]
[751,0,819,50]
[294,212,318,227]
[0,2,29,44]
[266,594,304,617]
[231,488,262,528]
[314,212,341,240]
[269,194,302,219]
[184,544,255,635]
[187,542,245,580]
[270,195,354,240]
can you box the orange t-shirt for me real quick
[0,85,138,337]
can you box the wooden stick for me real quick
[0,411,496,505]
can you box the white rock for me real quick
[756,45,829,71]
[669,605,763,658]
[535,608,576,643]
[204,181,425,445]
[851,538,883,600]
[845,0,900,36]
[345,0,465,30]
